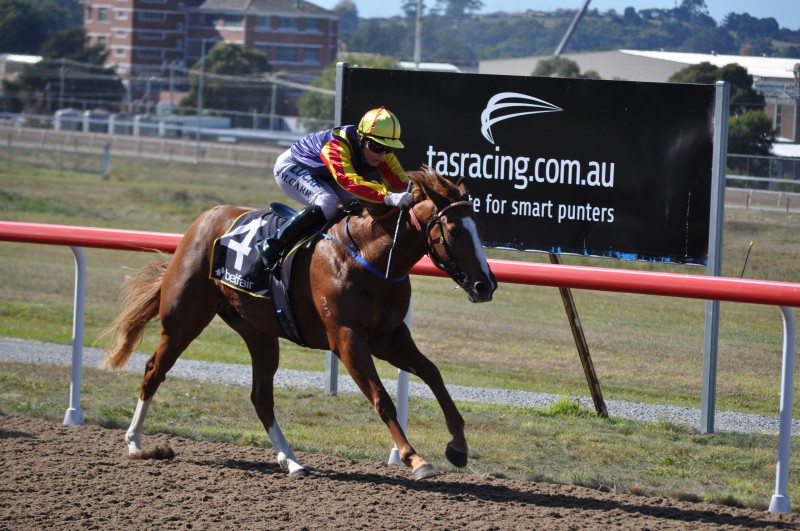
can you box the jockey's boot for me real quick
[259,205,325,271]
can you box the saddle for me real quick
[209,204,328,347]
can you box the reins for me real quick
[314,218,409,282]
[313,197,473,285]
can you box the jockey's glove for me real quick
[384,191,413,208]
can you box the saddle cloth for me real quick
[209,210,282,298]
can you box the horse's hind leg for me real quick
[217,309,307,477]
[370,326,469,469]
[126,282,219,455]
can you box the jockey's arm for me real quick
[376,153,410,192]
[320,137,391,203]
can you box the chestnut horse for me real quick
[102,167,497,480]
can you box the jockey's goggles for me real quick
[365,138,394,154]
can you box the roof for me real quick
[479,50,800,83]
[621,50,800,81]
[192,0,335,17]
[772,142,800,158]
[398,61,461,73]
[0,54,42,64]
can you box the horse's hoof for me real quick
[445,443,468,468]
[288,467,309,478]
[411,463,440,481]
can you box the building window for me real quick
[256,15,270,29]
[222,14,243,27]
[276,46,297,62]
[114,30,127,38]
[202,13,217,27]
[304,18,320,33]
[138,48,163,59]
[139,11,166,21]
[115,9,128,20]
[776,104,783,135]
[278,17,296,31]
[98,7,109,21]
[302,47,318,63]
[97,36,108,47]
[113,48,126,57]
[139,31,164,40]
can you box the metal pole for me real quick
[768,306,796,513]
[58,59,65,109]
[700,80,730,433]
[324,61,349,395]
[63,246,86,426]
[195,39,207,163]
[549,253,607,417]
[413,0,423,67]
[554,0,591,56]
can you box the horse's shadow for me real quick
[205,459,789,529]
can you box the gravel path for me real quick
[2,336,797,436]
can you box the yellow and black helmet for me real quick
[357,107,404,149]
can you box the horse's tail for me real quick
[99,258,169,370]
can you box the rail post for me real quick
[769,305,796,513]
[63,246,86,426]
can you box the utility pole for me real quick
[195,39,207,163]
[169,61,176,106]
[554,0,591,56]
[413,0,423,67]
[58,59,65,109]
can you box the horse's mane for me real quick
[408,165,465,205]
[355,166,466,239]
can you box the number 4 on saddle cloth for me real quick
[209,203,324,346]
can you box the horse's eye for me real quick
[448,227,461,239]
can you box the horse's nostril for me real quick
[474,281,489,294]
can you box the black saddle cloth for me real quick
[209,210,283,298]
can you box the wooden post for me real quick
[549,253,608,417]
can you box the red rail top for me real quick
[2,220,800,308]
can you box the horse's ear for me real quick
[455,177,469,196]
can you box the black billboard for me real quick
[341,67,717,265]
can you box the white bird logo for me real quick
[480,92,563,144]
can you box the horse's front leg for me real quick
[332,328,439,480]
[370,326,469,469]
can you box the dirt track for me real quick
[1,414,798,530]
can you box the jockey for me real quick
[258,106,412,270]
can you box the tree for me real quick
[668,62,764,115]
[0,0,47,54]
[728,111,775,156]
[717,64,765,115]
[0,0,82,54]
[296,55,400,130]
[180,43,272,114]
[435,0,483,20]
[531,56,601,79]
[4,27,123,113]
[669,62,772,156]
[333,0,359,35]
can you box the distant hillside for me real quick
[339,4,800,65]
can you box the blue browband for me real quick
[315,217,408,283]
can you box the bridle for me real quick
[409,199,475,289]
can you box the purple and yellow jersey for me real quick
[290,125,409,204]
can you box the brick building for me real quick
[83,0,338,98]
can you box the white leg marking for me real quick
[125,398,151,454]
[268,419,305,475]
